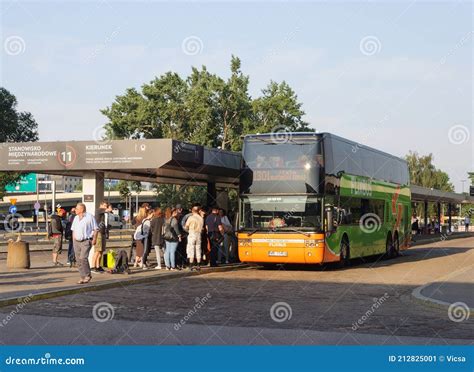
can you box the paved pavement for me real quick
[0,237,472,345]
[0,249,241,304]
[414,267,473,308]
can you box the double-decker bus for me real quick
[238,132,411,267]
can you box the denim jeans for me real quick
[218,234,230,263]
[154,245,163,268]
[164,241,178,269]
[67,239,76,263]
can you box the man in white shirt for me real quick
[465,216,471,232]
[185,206,204,271]
[71,203,99,284]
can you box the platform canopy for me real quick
[0,139,241,187]
[410,184,474,204]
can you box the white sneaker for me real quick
[155,266,162,270]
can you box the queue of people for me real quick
[48,201,239,284]
[131,203,239,272]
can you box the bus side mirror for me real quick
[325,205,335,233]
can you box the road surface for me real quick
[1,237,472,345]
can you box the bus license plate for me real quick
[268,251,288,257]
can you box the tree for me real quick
[405,151,454,191]
[249,81,309,135]
[152,184,207,208]
[406,151,454,218]
[101,56,310,150]
[214,56,252,151]
[117,180,131,202]
[0,88,39,198]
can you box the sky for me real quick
[1,0,472,192]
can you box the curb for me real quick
[0,264,251,308]
[0,245,131,255]
[410,264,474,313]
[410,233,473,247]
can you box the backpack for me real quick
[64,220,73,240]
[48,215,63,237]
[163,217,178,241]
[133,218,151,241]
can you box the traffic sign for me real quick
[5,173,37,193]
[34,201,41,210]
[9,198,17,205]
[9,205,17,214]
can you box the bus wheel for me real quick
[393,233,400,257]
[338,238,351,268]
[385,235,395,259]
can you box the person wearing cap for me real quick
[48,208,66,266]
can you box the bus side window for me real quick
[361,199,370,216]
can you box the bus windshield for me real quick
[240,195,322,231]
[240,138,323,194]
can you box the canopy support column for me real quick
[82,172,104,215]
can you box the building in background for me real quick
[39,175,82,193]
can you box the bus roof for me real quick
[243,132,407,164]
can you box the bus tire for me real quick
[393,232,400,257]
[338,237,351,268]
[385,234,395,259]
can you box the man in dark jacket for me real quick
[48,209,65,266]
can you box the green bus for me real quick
[238,132,411,266]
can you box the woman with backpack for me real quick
[163,207,181,271]
[133,209,153,269]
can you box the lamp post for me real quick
[461,179,467,194]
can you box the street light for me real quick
[461,179,467,194]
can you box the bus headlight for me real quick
[305,239,324,248]
[239,239,251,247]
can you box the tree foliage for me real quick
[101,55,309,151]
[406,151,455,218]
[0,88,39,198]
[405,151,454,192]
